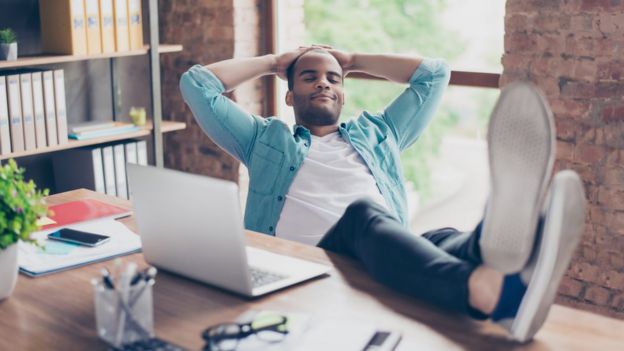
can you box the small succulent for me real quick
[0,28,17,44]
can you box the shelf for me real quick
[0,44,183,69]
[0,120,186,160]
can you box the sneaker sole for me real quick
[481,82,555,273]
[509,170,586,342]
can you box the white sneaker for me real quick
[481,81,556,273]
[491,170,586,342]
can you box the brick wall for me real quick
[159,0,265,182]
[503,0,624,318]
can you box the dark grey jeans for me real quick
[317,198,487,318]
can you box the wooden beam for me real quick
[347,70,501,89]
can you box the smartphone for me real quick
[48,228,111,247]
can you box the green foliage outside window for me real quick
[304,0,465,200]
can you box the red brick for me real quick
[556,140,576,160]
[584,285,611,305]
[559,276,585,298]
[569,261,601,282]
[560,79,594,98]
[611,292,624,310]
[599,270,624,289]
[575,143,607,164]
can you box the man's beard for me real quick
[293,94,341,126]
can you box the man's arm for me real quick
[180,48,311,164]
[329,48,450,151]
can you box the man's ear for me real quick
[285,91,293,106]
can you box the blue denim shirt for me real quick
[180,58,450,236]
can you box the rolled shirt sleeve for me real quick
[381,58,451,151]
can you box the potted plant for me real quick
[0,159,48,300]
[0,28,18,61]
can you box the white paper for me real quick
[18,219,141,275]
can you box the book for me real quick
[85,0,103,54]
[113,0,130,51]
[53,147,106,194]
[31,72,48,148]
[53,70,69,144]
[19,218,141,277]
[6,74,24,153]
[69,120,116,133]
[68,122,140,140]
[113,144,128,199]
[127,0,143,50]
[0,76,11,155]
[102,146,117,196]
[41,198,131,231]
[19,73,37,151]
[39,0,88,55]
[42,71,59,146]
[99,0,116,53]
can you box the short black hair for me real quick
[286,48,336,91]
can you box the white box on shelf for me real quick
[102,145,117,196]
[31,72,48,148]
[53,70,69,144]
[0,76,12,155]
[42,71,59,147]
[6,74,24,153]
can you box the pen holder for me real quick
[93,280,154,347]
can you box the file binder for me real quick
[113,0,130,51]
[6,75,24,153]
[53,70,69,144]
[40,0,88,55]
[99,0,116,53]
[42,71,59,147]
[137,140,147,165]
[102,145,117,196]
[127,0,143,50]
[31,72,48,149]
[20,73,37,151]
[113,144,128,199]
[124,141,137,198]
[0,76,11,155]
[85,0,102,54]
[53,147,106,194]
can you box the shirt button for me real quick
[304,143,309,147]
[269,226,274,232]
[289,166,295,171]
[277,196,283,201]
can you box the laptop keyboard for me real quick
[249,267,288,288]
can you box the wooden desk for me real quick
[0,189,622,350]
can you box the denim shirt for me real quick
[179,58,450,236]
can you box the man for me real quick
[180,47,586,341]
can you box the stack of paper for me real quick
[19,219,141,277]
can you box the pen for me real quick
[101,268,115,290]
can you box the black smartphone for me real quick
[48,228,111,247]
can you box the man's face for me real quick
[286,52,345,127]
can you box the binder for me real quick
[53,147,106,194]
[99,0,116,53]
[39,0,88,55]
[30,72,48,149]
[6,74,24,153]
[137,140,147,165]
[113,144,128,199]
[42,71,59,146]
[124,141,137,164]
[53,70,69,144]
[19,74,36,151]
[0,76,11,155]
[84,0,102,54]
[102,145,117,196]
[124,141,137,198]
[127,0,143,50]
[113,0,129,52]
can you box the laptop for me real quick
[126,164,330,297]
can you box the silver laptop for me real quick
[127,164,330,297]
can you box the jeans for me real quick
[317,198,487,319]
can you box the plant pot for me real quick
[0,43,18,61]
[0,244,18,300]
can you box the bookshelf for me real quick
[0,0,184,193]
[0,121,185,160]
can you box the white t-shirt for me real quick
[275,132,389,246]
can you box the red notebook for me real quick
[41,198,132,230]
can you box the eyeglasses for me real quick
[202,314,289,351]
